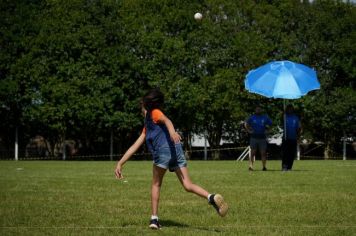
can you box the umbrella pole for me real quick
[284,100,286,141]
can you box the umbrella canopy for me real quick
[245,60,320,99]
[245,60,320,141]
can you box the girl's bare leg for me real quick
[175,167,209,198]
[151,165,166,216]
[175,166,229,217]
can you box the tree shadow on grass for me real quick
[160,219,222,233]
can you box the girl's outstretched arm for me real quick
[115,132,146,179]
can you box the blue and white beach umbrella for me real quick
[245,60,320,141]
[245,60,320,99]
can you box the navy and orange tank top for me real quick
[143,109,174,153]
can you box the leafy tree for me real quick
[300,0,356,158]
[1,0,354,160]
[0,0,43,156]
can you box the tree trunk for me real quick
[182,131,192,160]
[62,133,66,160]
[207,125,223,160]
[211,147,220,160]
[324,141,332,159]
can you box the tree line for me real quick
[0,0,355,159]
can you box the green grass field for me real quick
[0,160,356,235]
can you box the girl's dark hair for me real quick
[142,88,164,111]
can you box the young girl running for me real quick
[114,89,228,229]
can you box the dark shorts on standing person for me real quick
[250,137,267,151]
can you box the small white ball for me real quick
[194,12,203,21]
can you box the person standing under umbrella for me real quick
[244,105,272,171]
[282,105,302,171]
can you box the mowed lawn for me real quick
[0,160,355,236]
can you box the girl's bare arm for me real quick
[115,132,146,179]
[159,114,181,144]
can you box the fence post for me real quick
[110,129,114,161]
[343,133,346,161]
[204,132,208,161]
[15,126,18,161]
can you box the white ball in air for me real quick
[194,12,203,21]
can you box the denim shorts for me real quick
[250,137,267,151]
[153,144,187,172]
